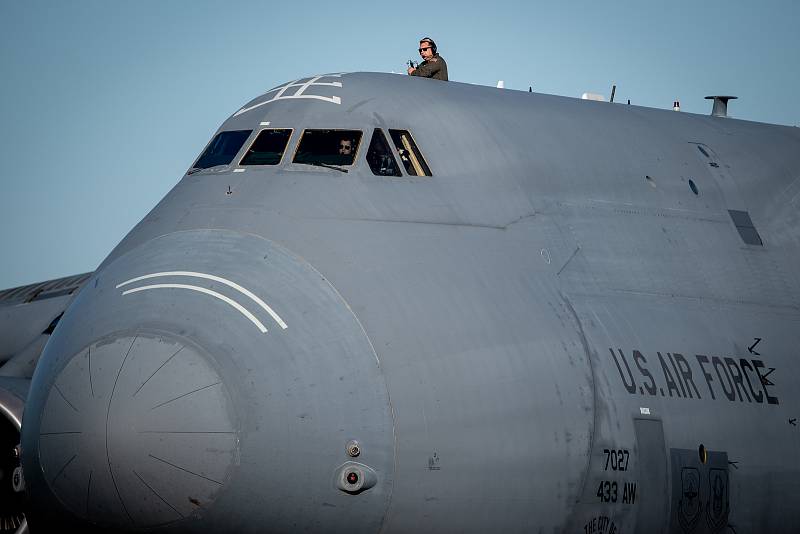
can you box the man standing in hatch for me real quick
[407,37,448,81]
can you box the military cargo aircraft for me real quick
[0,72,798,533]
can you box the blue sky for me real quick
[1,0,798,288]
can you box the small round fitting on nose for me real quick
[335,462,377,494]
[12,466,25,493]
[346,440,361,457]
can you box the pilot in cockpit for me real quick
[338,138,354,157]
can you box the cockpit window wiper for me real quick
[187,164,227,175]
[300,161,349,173]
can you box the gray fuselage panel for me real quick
[18,72,800,533]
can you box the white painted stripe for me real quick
[270,78,299,100]
[293,75,325,97]
[234,79,299,116]
[278,94,342,104]
[259,121,271,126]
[234,99,274,117]
[117,271,288,329]
[233,169,245,173]
[233,74,344,116]
[234,93,341,116]
[122,284,268,333]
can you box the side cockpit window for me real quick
[293,129,362,167]
[240,129,292,165]
[366,128,401,177]
[191,130,252,172]
[388,129,431,177]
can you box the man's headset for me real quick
[409,37,437,69]
[420,37,437,55]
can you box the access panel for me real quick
[634,418,669,533]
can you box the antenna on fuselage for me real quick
[705,95,737,118]
[609,84,616,103]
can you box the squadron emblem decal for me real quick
[706,469,729,532]
[677,467,701,532]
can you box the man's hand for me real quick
[407,67,416,75]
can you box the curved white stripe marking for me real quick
[122,284,267,333]
[117,271,288,329]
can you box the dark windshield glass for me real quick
[192,130,252,170]
[388,129,432,176]
[366,129,401,177]
[293,129,362,166]
[240,129,292,165]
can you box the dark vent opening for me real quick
[728,210,763,246]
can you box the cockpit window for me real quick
[293,129,362,167]
[240,129,292,166]
[388,129,432,177]
[366,129,401,177]
[192,130,252,170]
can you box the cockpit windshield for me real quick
[366,129,401,177]
[293,129,362,167]
[388,129,432,177]
[240,129,292,165]
[191,130,252,170]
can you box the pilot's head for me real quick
[419,37,436,60]
[338,139,353,156]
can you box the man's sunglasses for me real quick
[418,46,432,53]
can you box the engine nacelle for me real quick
[0,378,29,534]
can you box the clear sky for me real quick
[1,0,798,288]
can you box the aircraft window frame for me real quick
[366,128,402,177]
[238,128,294,166]
[387,129,432,177]
[190,129,254,172]
[291,129,364,168]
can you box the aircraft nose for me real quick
[37,334,236,528]
[22,229,395,531]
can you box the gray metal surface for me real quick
[635,419,667,533]
[2,72,798,532]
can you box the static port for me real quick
[346,440,361,457]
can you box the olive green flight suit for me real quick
[409,54,448,81]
